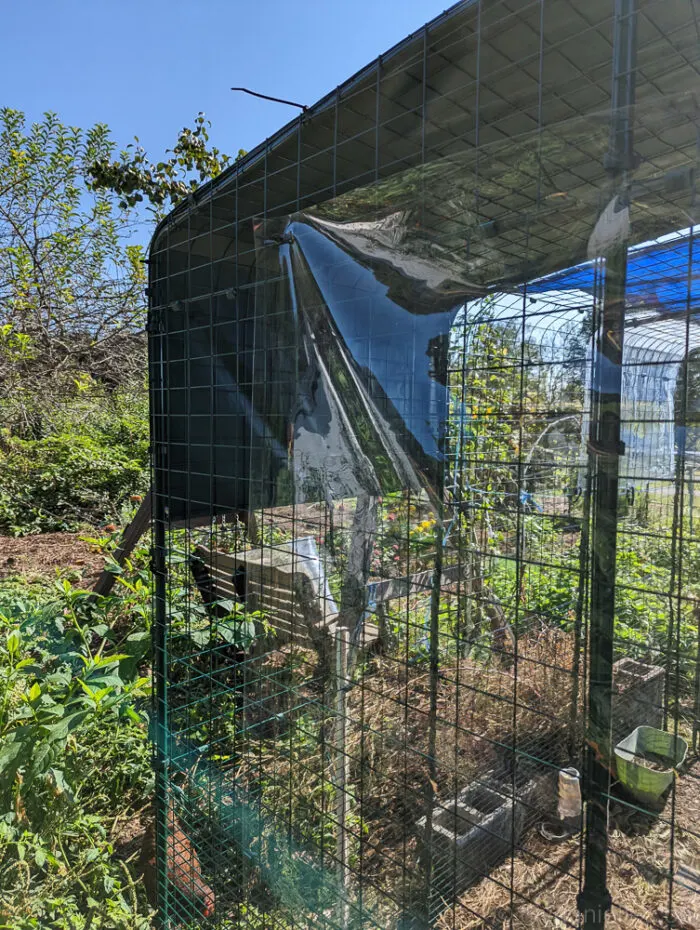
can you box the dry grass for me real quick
[217,625,699,929]
[434,757,700,929]
[335,627,578,910]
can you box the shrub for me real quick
[0,392,148,535]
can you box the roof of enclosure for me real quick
[151,0,700,296]
[456,223,700,395]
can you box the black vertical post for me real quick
[579,1,637,927]
[579,242,627,929]
[148,270,169,929]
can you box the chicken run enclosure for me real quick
[147,1,700,927]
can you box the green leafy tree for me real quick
[0,108,147,435]
[0,109,240,439]
[89,112,244,212]
[0,109,239,530]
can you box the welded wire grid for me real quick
[148,1,700,927]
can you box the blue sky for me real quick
[2,1,449,165]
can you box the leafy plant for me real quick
[89,112,245,214]
[0,389,148,535]
[0,553,154,928]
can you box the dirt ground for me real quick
[0,531,105,584]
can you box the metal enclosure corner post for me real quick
[580,0,637,926]
[335,626,350,930]
[148,279,169,928]
[152,478,168,927]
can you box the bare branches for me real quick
[0,109,146,434]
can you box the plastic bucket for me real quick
[614,725,688,806]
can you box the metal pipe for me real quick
[579,2,638,926]
[148,287,170,928]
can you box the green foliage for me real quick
[0,104,251,927]
[0,106,243,541]
[89,112,245,213]
[0,108,146,435]
[0,542,154,928]
[0,390,149,535]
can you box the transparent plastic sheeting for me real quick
[153,207,465,523]
[152,206,700,525]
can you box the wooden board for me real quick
[192,545,379,648]
[92,491,152,598]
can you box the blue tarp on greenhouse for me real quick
[530,231,700,313]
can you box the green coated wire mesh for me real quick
[148,1,700,927]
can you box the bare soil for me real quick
[112,803,152,864]
[0,532,105,584]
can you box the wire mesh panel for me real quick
[148,1,700,927]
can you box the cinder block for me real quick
[612,658,665,744]
[417,770,555,898]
